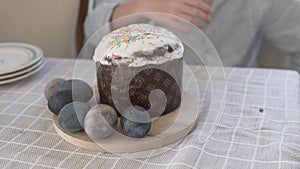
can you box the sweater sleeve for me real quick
[84,0,124,42]
[83,0,127,57]
[262,0,300,72]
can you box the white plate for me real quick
[0,62,44,85]
[0,43,43,75]
[0,57,44,80]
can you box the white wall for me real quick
[0,0,80,58]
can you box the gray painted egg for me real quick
[84,104,118,140]
[59,79,93,102]
[44,78,65,100]
[48,90,85,115]
[120,106,151,138]
[58,102,90,133]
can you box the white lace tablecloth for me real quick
[0,58,299,169]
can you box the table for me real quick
[0,58,299,169]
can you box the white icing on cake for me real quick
[93,24,184,67]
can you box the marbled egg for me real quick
[48,90,85,115]
[84,104,118,140]
[44,78,65,100]
[59,79,93,102]
[120,106,151,138]
[58,102,90,133]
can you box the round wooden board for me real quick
[53,93,199,153]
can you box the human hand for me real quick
[134,0,213,29]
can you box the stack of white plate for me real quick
[0,43,44,85]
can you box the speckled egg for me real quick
[120,106,151,138]
[48,90,85,115]
[59,79,93,102]
[44,78,65,100]
[58,102,90,133]
[84,104,118,140]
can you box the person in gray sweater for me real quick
[84,0,300,70]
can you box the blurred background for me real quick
[0,0,85,58]
[0,0,288,69]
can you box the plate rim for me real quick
[0,42,43,75]
[0,61,44,85]
[0,57,44,80]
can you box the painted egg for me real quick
[44,78,65,100]
[48,90,85,115]
[59,79,93,102]
[84,104,118,140]
[58,102,90,133]
[120,105,151,138]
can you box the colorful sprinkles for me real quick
[95,24,183,65]
[105,24,175,49]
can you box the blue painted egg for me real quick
[44,78,65,100]
[58,102,90,133]
[84,104,118,140]
[48,90,85,115]
[120,106,151,138]
[59,79,93,102]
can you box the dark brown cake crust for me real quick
[96,59,182,117]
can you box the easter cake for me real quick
[93,24,183,117]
